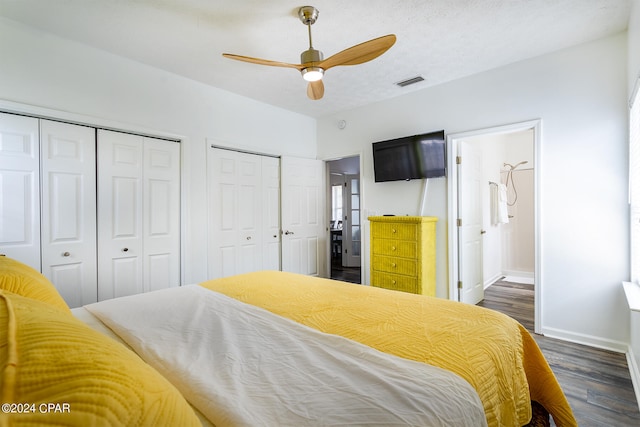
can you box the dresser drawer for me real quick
[371,239,417,257]
[371,254,417,276]
[371,222,418,241]
[371,271,420,294]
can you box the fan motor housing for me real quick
[300,48,323,64]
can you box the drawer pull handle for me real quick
[62,251,70,257]
[392,229,397,233]
[392,280,396,285]
[391,246,396,251]
[122,248,129,252]
[391,262,397,268]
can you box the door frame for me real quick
[447,119,542,334]
[323,152,364,281]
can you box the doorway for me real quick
[327,156,361,284]
[447,120,541,334]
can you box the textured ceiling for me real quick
[0,0,631,118]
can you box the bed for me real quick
[0,257,576,426]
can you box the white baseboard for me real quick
[502,269,534,279]
[503,275,534,285]
[483,273,503,289]
[626,347,640,412]
[540,326,628,354]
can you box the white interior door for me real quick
[0,113,40,269]
[459,141,484,304]
[342,174,361,268]
[40,120,97,307]
[98,130,144,300]
[208,148,278,278]
[281,156,325,276]
[143,137,180,292]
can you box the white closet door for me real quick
[281,156,326,277]
[40,120,97,307]
[143,137,180,292]
[98,130,144,300]
[262,156,281,271]
[98,130,180,300]
[0,113,40,269]
[208,148,265,278]
[237,152,263,274]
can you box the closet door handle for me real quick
[246,236,252,240]
[284,230,294,235]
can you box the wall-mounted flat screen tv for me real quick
[372,130,446,182]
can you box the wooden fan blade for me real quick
[318,34,396,70]
[222,53,304,71]
[307,80,324,100]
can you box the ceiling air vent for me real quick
[395,76,424,88]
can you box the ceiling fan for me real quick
[222,6,396,100]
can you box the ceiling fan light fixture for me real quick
[302,67,324,81]
[222,5,396,101]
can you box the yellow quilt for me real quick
[201,271,577,427]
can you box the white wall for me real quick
[317,33,629,350]
[629,1,640,98]
[0,17,317,284]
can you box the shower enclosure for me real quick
[499,160,534,281]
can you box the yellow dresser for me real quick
[369,216,437,296]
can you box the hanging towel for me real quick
[497,184,509,224]
[490,184,509,225]
[490,184,497,225]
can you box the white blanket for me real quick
[86,285,487,427]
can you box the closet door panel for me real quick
[208,148,263,278]
[98,130,144,300]
[143,137,180,293]
[238,156,261,271]
[0,113,40,269]
[40,120,97,307]
[262,156,281,271]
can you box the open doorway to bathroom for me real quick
[448,120,540,333]
[327,156,361,284]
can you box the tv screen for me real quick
[372,130,446,182]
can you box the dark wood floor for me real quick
[330,258,361,283]
[479,280,640,426]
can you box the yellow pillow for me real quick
[0,290,201,427]
[0,256,70,313]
